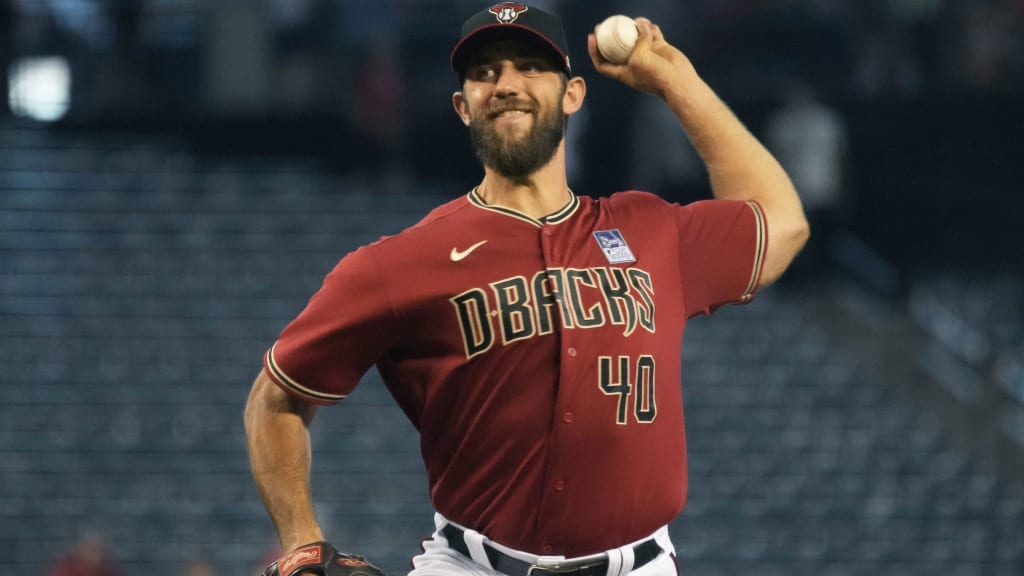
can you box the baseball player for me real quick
[245,4,809,576]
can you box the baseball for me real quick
[595,15,638,64]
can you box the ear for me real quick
[562,76,587,116]
[452,91,471,126]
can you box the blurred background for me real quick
[1,0,1023,574]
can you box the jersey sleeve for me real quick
[676,199,767,318]
[263,245,398,405]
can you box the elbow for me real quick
[773,210,810,258]
[243,381,262,440]
[246,369,320,430]
[244,369,277,438]
[793,214,811,252]
[758,213,810,287]
[784,214,811,264]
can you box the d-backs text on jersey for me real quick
[450,266,656,359]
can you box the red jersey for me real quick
[264,189,766,556]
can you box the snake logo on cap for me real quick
[489,2,529,24]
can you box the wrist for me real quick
[282,529,325,553]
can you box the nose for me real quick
[494,61,526,96]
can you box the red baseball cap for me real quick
[450,3,572,77]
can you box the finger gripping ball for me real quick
[596,15,638,64]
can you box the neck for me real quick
[476,145,571,219]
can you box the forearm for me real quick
[588,17,806,252]
[245,370,324,551]
[661,63,809,284]
[663,65,797,208]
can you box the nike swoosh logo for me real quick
[450,240,488,262]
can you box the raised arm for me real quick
[244,368,325,551]
[588,18,809,286]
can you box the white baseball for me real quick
[595,15,638,64]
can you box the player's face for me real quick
[457,40,569,178]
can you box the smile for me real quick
[491,108,533,119]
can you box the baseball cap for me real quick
[450,3,571,78]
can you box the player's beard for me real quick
[468,100,565,180]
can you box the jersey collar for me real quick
[467,187,580,228]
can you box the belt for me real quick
[440,524,663,576]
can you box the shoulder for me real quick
[593,192,761,233]
[591,190,686,223]
[364,194,472,251]
[605,190,665,206]
[352,193,479,272]
[593,190,671,214]
[412,193,475,228]
[326,194,473,291]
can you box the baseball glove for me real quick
[262,541,387,576]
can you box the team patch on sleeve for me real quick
[739,200,767,302]
[264,343,345,405]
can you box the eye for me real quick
[467,65,496,82]
[519,60,546,74]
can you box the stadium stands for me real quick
[2,123,1022,575]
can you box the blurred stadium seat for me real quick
[2,121,1022,576]
[4,0,1024,570]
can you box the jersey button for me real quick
[563,412,574,423]
[543,228,554,237]
[554,480,566,492]
[542,545,554,554]
[567,347,578,357]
